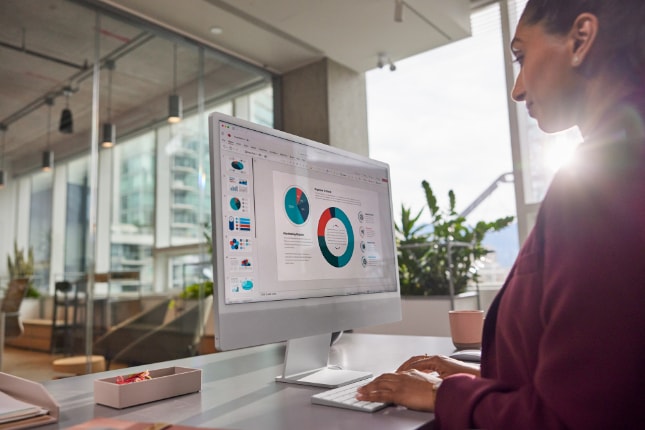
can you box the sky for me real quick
[365,12,517,228]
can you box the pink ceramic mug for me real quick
[449,310,484,350]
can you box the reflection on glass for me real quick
[29,171,53,293]
[3,0,274,379]
[111,132,155,292]
[65,157,90,277]
[171,254,211,290]
[169,115,209,243]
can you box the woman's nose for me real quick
[511,71,526,102]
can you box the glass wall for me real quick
[109,132,156,293]
[29,172,54,289]
[64,157,90,277]
[0,0,274,370]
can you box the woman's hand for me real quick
[356,370,440,412]
[397,354,480,378]
[356,355,480,412]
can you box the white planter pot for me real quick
[19,297,45,320]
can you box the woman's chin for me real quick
[535,116,573,134]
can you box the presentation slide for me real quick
[272,171,386,282]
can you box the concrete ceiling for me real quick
[103,0,472,74]
[0,0,473,175]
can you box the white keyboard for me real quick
[311,379,389,412]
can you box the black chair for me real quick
[51,280,86,355]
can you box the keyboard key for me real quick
[311,379,389,412]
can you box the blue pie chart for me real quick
[284,187,310,225]
[230,197,242,210]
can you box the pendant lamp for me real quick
[42,98,54,171]
[0,124,6,189]
[102,60,116,148]
[59,86,74,134]
[168,44,182,123]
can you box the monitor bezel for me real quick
[209,112,402,352]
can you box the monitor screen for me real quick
[209,113,401,387]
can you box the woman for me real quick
[357,1,645,428]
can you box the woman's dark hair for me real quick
[521,0,645,84]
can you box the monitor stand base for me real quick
[275,333,372,388]
[276,366,371,388]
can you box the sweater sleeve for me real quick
[435,374,573,429]
[434,141,645,429]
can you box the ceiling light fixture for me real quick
[42,97,54,172]
[377,53,397,71]
[394,0,404,22]
[59,86,74,134]
[209,26,223,35]
[0,124,6,189]
[102,60,116,148]
[168,44,182,124]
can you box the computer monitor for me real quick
[209,112,402,388]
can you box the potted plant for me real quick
[396,180,514,297]
[6,241,40,299]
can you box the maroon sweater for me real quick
[435,110,645,428]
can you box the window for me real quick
[368,2,519,287]
[506,0,583,241]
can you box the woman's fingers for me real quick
[396,355,434,372]
[356,372,437,412]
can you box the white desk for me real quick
[41,333,455,429]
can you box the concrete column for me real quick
[280,58,369,156]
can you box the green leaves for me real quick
[180,281,214,299]
[6,241,40,298]
[396,181,514,296]
[7,241,33,280]
[395,204,427,241]
[422,180,439,217]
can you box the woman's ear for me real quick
[569,13,598,68]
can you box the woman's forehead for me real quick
[511,20,554,50]
[511,21,534,50]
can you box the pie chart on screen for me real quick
[317,207,354,268]
[230,197,242,211]
[241,279,254,291]
[284,187,310,225]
